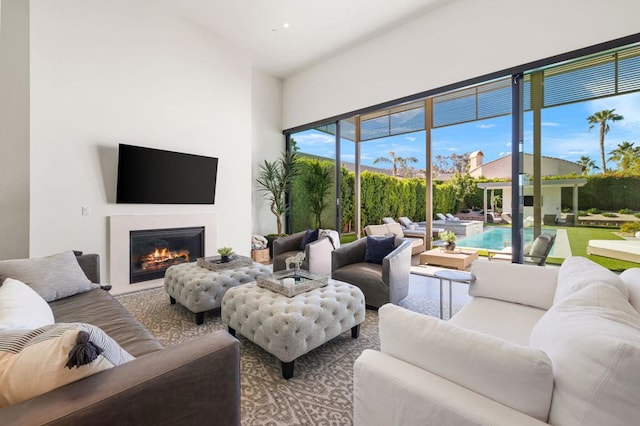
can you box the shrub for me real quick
[620,222,640,234]
[587,207,601,214]
[602,212,618,218]
[635,213,640,219]
[619,208,633,214]
[577,210,589,216]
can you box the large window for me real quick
[284,40,640,269]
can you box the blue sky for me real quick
[292,92,640,172]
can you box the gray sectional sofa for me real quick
[0,253,240,426]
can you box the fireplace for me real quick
[129,226,204,283]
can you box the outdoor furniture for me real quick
[164,262,272,324]
[487,232,556,266]
[396,217,444,237]
[364,223,425,255]
[272,230,338,276]
[221,279,365,379]
[420,248,479,271]
[587,239,640,263]
[331,237,412,308]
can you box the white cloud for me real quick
[447,147,459,151]
[477,124,496,129]
[405,136,417,142]
[506,142,512,147]
[541,121,560,127]
[498,151,508,157]
[294,132,334,147]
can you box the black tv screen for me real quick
[523,195,534,206]
[116,144,218,204]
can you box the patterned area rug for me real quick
[116,287,459,425]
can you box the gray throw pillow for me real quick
[0,251,96,302]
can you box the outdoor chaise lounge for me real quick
[587,239,640,263]
[487,232,556,266]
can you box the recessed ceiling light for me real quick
[282,22,290,29]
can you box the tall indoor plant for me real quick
[256,150,299,235]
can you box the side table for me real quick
[433,269,475,319]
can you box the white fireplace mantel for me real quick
[109,214,216,294]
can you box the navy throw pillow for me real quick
[364,236,396,264]
[300,229,319,250]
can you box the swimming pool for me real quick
[456,227,557,252]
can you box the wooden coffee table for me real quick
[419,248,479,270]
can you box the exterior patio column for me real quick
[573,184,579,219]
[483,188,488,222]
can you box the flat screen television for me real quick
[523,195,534,206]
[116,144,218,204]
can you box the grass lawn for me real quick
[543,226,638,271]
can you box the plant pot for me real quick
[445,242,456,252]
[220,255,230,263]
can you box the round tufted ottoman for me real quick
[221,279,365,379]
[164,262,272,324]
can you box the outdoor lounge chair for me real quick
[397,217,444,238]
[487,232,556,266]
[445,213,460,221]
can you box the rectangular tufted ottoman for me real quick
[164,262,272,324]
[221,279,365,379]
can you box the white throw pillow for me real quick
[620,268,640,313]
[379,304,554,421]
[0,251,96,302]
[530,283,640,426]
[0,278,54,331]
[554,256,628,303]
[0,323,134,408]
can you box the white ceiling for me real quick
[160,0,452,78]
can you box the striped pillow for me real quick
[0,323,134,407]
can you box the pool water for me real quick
[456,227,557,252]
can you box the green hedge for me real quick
[290,159,486,231]
[561,174,640,211]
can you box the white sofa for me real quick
[354,257,640,426]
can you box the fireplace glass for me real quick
[130,226,204,283]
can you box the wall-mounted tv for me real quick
[116,144,218,204]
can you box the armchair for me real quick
[272,230,336,276]
[331,237,412,308]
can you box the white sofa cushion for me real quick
[0,278,54,331]
[379,304,553,421]
[619,268,640,313]
[554,256,628,303]
[470,261,558,310]
[450,297,547,346]
[530,283,640,426]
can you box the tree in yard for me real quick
[303,162,333,229]
[608,141,640,173]
[576,155,599,175]
[373,151,418,178]
[587,109,624,173]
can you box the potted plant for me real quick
[256,150,299,256]
[439,230,457,252]
[217,247,234,263]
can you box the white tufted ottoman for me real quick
[164,262,272,325]
[221,279,365,379]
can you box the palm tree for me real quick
[576,155,599,175]
[608,141,640,172]
[587,109,624,173]
[373,151,418,177]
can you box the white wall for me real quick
[28,0,260,284]
[251,68,284,236]
[283,0,640,129]
[0,0,30,260]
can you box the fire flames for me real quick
[140,247,190,271]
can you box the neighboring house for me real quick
[470,151,585,221]
[468,151,582,178]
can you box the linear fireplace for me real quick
[129,226,204,283]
